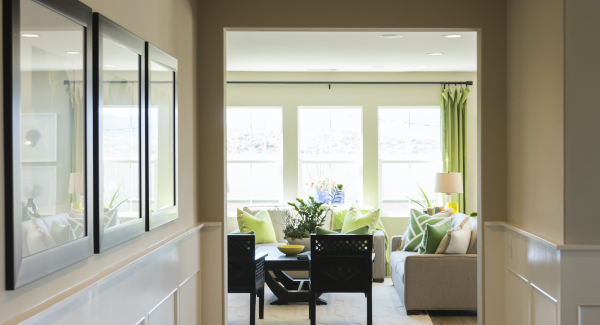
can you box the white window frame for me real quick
[226,106,284,208]
[378,106,442,217]
[297,106,363,203]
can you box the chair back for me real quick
[228,234,257,292]
[310,234,373,294]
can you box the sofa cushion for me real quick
[243,206,289,243]
[341,207,380,234]
[328,204,375,230]
[403,209,452,252]
[237,209,277,244]
[418,219,452,254]
[390,250,420,284]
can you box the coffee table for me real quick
[255,245,327,305]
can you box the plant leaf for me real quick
[417,184,432,208]
[406,196,426,209]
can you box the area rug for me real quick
[228,278,433,325]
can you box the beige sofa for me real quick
[389,216,478,314]
[230,205,387,282]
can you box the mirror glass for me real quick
[149,61,175,214]
[20,0,85,257]
[100,37,141,230]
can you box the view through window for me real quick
[226,107,283,216]
[379,107,442,216]
[298,107,363,204]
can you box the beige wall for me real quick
[226,71,478,238]
[0,0,198,322]
[564,0,600,244]
[199,0,508,323]
[506,0,565,243]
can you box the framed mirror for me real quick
[3,0,94,289]
[145,44,178,230]
[92,13,146,253]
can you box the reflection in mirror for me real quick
[101,38,140,230]
[20,0,85,256]
[149,61,175,214]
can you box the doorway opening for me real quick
[224,30,479,325]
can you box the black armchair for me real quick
[309,234,374,325]
[228,234,268,325]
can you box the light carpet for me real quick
[228,278,433,325]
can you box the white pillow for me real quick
[27,218,57,254]
[436,217,471,254]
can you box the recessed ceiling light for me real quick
[104,64,116,68]
[415,65,429,68]
[66,51,81,54]
[444,34,462,38]
[372,66,385,68]
[379,34,402,39]
[22,34,39,38]
[428,52,444,55]
[307,69,337,71]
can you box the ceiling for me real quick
[226,31,477,72]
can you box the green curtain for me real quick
[440,85,470,213]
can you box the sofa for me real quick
[229,205,387,282]
[389,215,477,314]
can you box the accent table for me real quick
[255,245,327,305]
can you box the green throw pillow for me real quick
[237,209,277,243]
[50,220,76,245]
[341,207,381,234]
[67,214,85,238]
[316,225,370,235]
[418,219,452,254]
[103,208,118,229]
[403,209,452,252]
[330,205,375,230]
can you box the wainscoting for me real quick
[485,221,600,325]
[13,223,210,325]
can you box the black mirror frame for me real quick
[92,13,146,253]
[145,43,178,231]
[3,0,95,290]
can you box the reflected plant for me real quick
[105,183,130,211]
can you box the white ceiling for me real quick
[226,31,477,72]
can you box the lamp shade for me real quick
[68,173,84,195]
[434,172,463,193]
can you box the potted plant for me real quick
[407,184,436,215]
[283,196,328,251]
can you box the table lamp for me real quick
[434,172,463,214]
[69,173,85,211]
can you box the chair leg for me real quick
[259,287,265,319]
[250,292,256,325]
[309,293,316,324]
[367,291,372,325]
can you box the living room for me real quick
[226,31,479,325]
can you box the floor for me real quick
[228,278,476,325]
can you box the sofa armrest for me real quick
[404,254,477,311]
[372,230,385,282]
[391,235,403,252]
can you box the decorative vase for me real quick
[287,237,311,252]
[313,190,345,204]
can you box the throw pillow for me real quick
[436,217,471,254]
[237,209,277,243]
[68,209,85,238]
[316,225,370,235]
[418,219,452,254]
[50,220,76,245]
[467,217,478,254]
[27,218,57,254]
[329,204,375,230]
[402,209,452,252]
[341,207,380,234]
[103,208,119,229]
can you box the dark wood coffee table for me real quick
[255,245,327,306]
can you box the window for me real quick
[226,107,283,216]
[379,107,442,216]
[298,107,363,204]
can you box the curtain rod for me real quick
[227,81,473,86]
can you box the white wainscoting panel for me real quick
[578,305,600,325]
[18,225,203,325]
[531,284,557,325]
[506,269,529,325]
[179,272,200,325]
[148,290,178,325]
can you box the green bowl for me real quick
[277,245,305,256]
